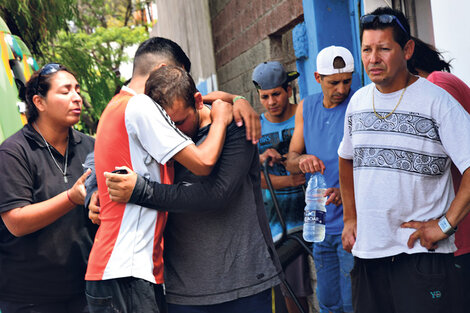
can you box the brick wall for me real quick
[209,0,304,112]
[210,0,303,69]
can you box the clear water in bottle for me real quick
[303,172,327,242]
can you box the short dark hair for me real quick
[133,37,191,77]
[145,65,197,110]
[407,37,452,75]
[361,7,411,48]
[23,65,75,123]
[281,82,290,92]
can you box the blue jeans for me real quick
[167,288,272,313]
[313,233,354,313]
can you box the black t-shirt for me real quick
[0,123,97,303]
[131,122,282,304]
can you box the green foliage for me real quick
[0,0,79,57]
[40,26,148,133]
[1,0,151,134]
[78,0,134,30]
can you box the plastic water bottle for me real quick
[303,172,327,242]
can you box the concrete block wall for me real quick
[209,0,303,112]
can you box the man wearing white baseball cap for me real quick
[286,45,356,313]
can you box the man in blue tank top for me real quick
[286,46,356,313]
[253,61,313,313]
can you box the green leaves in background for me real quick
[0,0,150,134]
[40,25,148,133]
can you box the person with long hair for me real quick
[407,36,469,112]
[0,63,96,313]
[408,36,470,309]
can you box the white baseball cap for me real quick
[316,46,354,75]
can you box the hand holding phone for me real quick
[105,167,135,203]
[112,169,128,175]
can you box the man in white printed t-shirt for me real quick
[337,6,470,313]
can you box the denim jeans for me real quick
[85,278,166,313]
[167,288,272,313]
[313,233,354,313]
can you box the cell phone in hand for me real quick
[112,169,128,174]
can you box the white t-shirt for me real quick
[338,77,470,259]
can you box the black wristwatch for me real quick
[438,216,457,236]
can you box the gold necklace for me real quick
[372,78,409,120]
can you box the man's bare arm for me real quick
[260,172,306,190]
[286,100,306,173]
[339,157,357,252]
[286,100,325,174]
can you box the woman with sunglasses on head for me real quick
[0,63,97,313]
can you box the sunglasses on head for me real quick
[360,14,409,37]
[36,63,61,95]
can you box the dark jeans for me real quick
[86,278,166,313]
[352,253,465,313]
[0,293,88,313]
[167,288,272,313]
[455,253,470,309]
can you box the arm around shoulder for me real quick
[203,91,260,143]
[172,100,232,176]
[130,125,256,213]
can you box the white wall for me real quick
[119,45,138,80]
[414,0,434,45]
[363,0,391,15]
[151,0,217,92]
[430,0,470,85]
